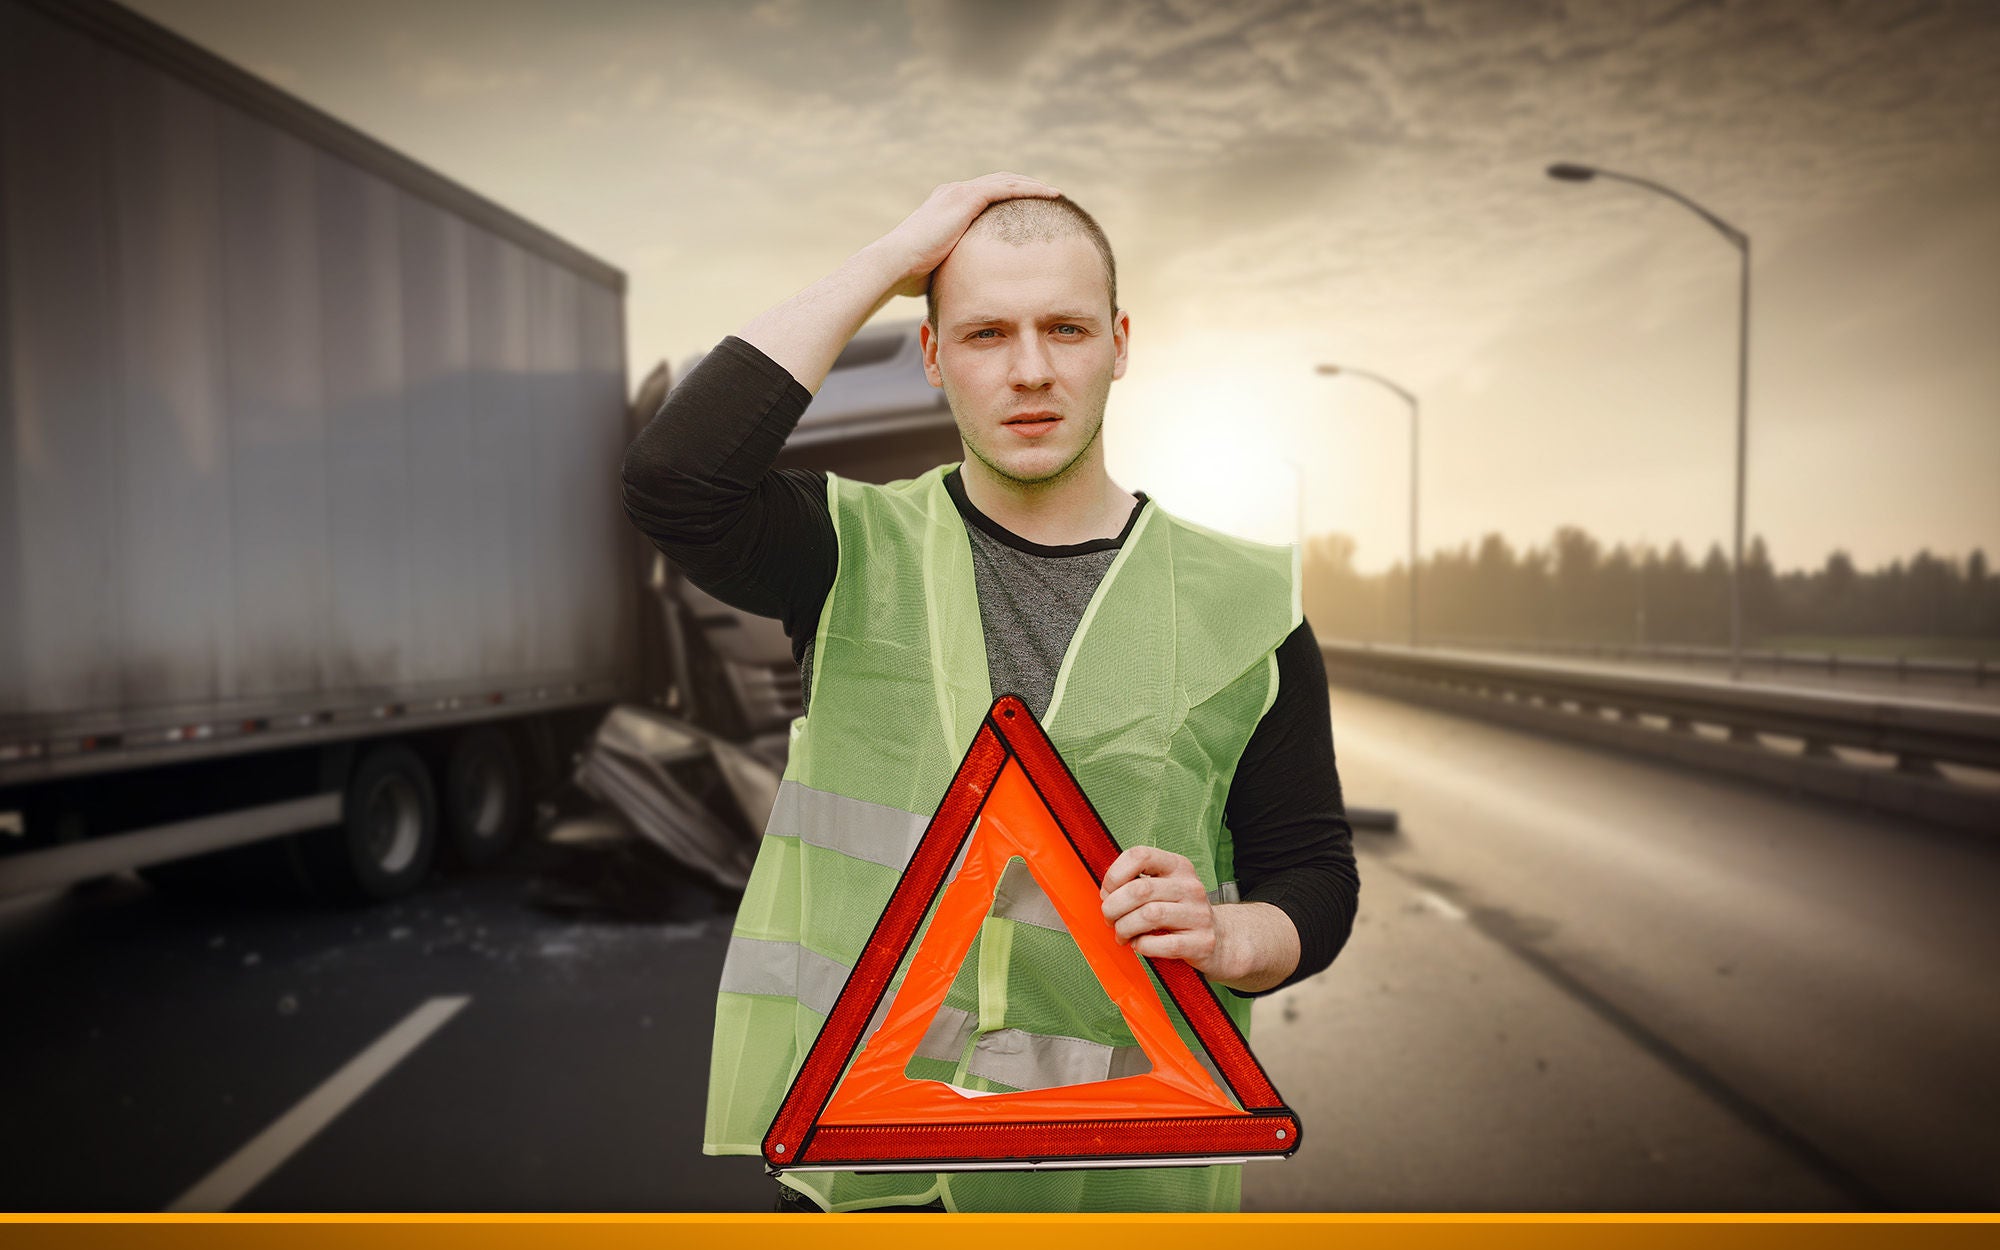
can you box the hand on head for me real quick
[877,173,1064,300]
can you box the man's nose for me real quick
[1008,337,1055,390]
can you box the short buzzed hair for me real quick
[926,195,1118,328]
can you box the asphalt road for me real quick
[1,812,767,1213]
[5,685,1996,1212]
[1244,685,2000,1211]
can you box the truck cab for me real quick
[576,320,962,888]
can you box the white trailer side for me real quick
[0,0,640,899]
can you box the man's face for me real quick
[920,230,1128,489]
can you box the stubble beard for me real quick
[942,359,1114,494]
[959,407,1105,493]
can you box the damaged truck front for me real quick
[578,323,962,891]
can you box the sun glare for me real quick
[1108,363,1311,546]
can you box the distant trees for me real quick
[1302,528,1999,647]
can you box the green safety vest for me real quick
[704,465,1300,1212]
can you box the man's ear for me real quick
[919,320,944,389]
[1110,310,1131,381]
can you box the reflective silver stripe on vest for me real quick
[966,1027,1114,1090]
[725,942,1225,1094]
[718,936,853,1018]
[985,864,1243,934]
[908,1005,1153,1090]
[915,1004,980,1064]
[767,779,1240,914]
[767,780,928,870]
[1108,1045,1156,1080]
[989,859,1065,930]
[717,936,899,1044]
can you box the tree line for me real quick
[1302,528,1999,647]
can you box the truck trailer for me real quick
[0,0,642,901]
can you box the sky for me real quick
[124,0,2000,573]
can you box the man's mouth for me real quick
[1003,411,1062,430]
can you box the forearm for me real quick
[737,172,1064,392]
[1225,622,1361,992]
[737,243,907,395]
[1209,901,1302,994]
[618,338,835,633]
[622,337,807,536]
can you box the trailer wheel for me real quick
[444,726,521,867]
[301,743,437,902]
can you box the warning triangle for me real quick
[763,694,1301,1173]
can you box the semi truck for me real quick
[0,0,641,901]
[0,0,965,907]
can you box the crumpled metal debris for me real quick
[572,705,779,892]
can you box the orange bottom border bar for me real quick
[1,1214,1995,1250]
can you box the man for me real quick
[622,173,1358,1212]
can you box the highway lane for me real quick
[6,690,1996,1212]
[0,814,771,1213]
[1243,684,2000,1211]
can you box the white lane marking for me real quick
[1417,889,1468,922]
[166,995,470,1212]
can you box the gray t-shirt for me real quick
[961,521,1119,719]
[799,478,1139,719]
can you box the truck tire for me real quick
[443,726,522,868]
[300,743,437,902]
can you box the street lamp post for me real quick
[1546,162,1751,681]
[1316,364,1421,648]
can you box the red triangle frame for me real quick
[763,694,1301,1172]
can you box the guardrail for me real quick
[1423,635,1991,687]
[1319,642,2000,836]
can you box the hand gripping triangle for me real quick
[763,694,1301,1173]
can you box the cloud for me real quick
[906,0,1069,82]
[383,32,544,100]
[118,0,2000,565]
[749,0,806,32]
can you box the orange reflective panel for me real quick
[762,695,1301,1172]
[821,754,1237,1124]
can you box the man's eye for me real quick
[1054,325,1082,336]
[970,329,1000,340]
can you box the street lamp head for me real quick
[1315,364,1343,376]
[1546,162,1597,182]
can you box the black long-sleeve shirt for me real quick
[622,335,1357,992]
